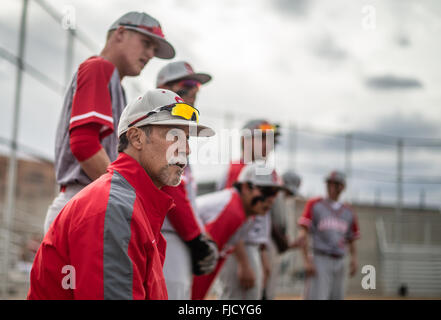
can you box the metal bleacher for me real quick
[376,214,441,297]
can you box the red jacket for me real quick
[224,161,246,189]
[28,153,174,300]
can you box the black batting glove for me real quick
[185,233,219,276]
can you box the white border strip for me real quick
[70,111,114,124]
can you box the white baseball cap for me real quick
[118,89,215,137]
[108,12,175,59]
[237,163,284,188]
[156,61,212,87]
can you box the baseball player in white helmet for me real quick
[156,61,218,299]
[43,12,175,234]
[192,163,284,299]
[297,170,360,300]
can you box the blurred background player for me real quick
[216,119,281,299]
[156,61,218,299]
[263,170,303,300]
[43,12,175,233]
[192,163,284,300]
[297,170,360,300]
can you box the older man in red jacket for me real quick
[27,89,214,300]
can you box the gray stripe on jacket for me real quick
[103,170,136,300]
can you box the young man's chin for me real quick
[127,66,144,77]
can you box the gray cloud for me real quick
[365,74,423,90]
[395,34,411,48]
[272,0,312,17]
[276,112,441,157]
[312,35,348,62]
[369,112,440,139]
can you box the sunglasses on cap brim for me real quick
[253,123,280,137]
[178,79,201,89]
[247,182,280,198]
[128,103,200,127]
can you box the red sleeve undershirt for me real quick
[69,56,115,139]
[298,197,321,230]
[162,181,202,242]
[224,162,246,189]
[69,123,103,162]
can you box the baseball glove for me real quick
[185,233,219,276]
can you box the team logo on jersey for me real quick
[318,217,348,233]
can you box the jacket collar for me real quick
[107,153,175,237]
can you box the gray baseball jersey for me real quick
[298,197,360,257]
[54,56,126,186]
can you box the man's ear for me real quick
[126,127,143,150]
[242,182,253,194]
[113,26,127,42]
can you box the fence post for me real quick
[288,122,297,171]
[395,138,404,295]
[64,30,75,89]
[1,0,29,298]
[345,133,353,202]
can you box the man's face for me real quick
[326,181,345,200]
[119,29,159,76]
[167,80,200,106]
[241,183,279,216]
[139,125,190,188]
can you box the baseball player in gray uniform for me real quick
[298,170,360,300]
[43,12,175,233]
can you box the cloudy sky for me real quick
[0,0,440,207]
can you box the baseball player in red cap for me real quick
[191,163,284,300]
[297,170,360,300]
[155,61,218,299]
[43,11,175,233]
[28,89,215,299]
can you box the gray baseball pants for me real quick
[162,231,193,300]
[217,243,263,300]
[304,252,346,300]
